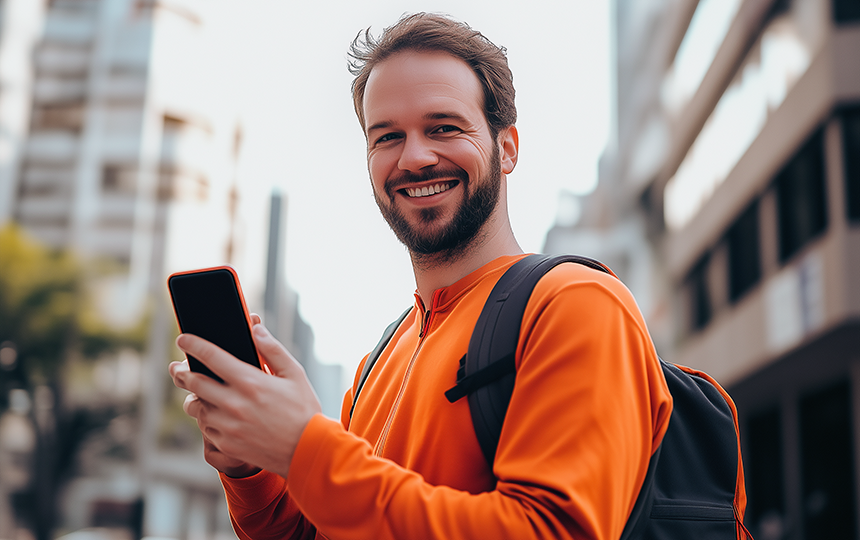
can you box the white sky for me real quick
[225,1,611,385]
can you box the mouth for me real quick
[401,181,457,198]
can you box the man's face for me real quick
[362,50,502,257]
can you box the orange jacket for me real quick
[220,254,673,540]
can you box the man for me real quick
[169,13,672,540]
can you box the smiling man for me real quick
[363,48,514,272]
[169,13,672,540]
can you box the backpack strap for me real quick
[445,253,611,463]
[349,307,412,422]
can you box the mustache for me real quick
[384,166,469,194]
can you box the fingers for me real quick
[170,325,318,479]
[169,328,266,479]
[183,392,202,418]
[169,360,190,389]
[250,313,262,325]
[250,324,304,378]
[176,334,261,388]
[169,359,188,377]
[202,437,261,478]
[184,394,232,446]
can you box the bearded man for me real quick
[169,13,672,540]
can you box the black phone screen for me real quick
[168,268,261,382]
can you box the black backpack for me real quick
[353,254,753,540]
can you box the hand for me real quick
[170,361,262,477]
[170,313,265,477]
[168,315,322,478]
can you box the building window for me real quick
[799,380,856,540]
[662,0,810,231]
[841,105,860,222]
[30,102,85,133]
[49,0,100,12]
[727,200,761,302]
[746,408,785,540]
[685,255,712,332]
[833,0,860,23]
[775,129,827,263]
[157,167,208,202]
[102,164,136,194]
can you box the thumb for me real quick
[251,323,305,378]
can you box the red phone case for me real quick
[167,265,265,375]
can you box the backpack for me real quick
[353,254,753,540]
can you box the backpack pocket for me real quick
[646,499,737,540]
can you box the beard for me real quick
[373,146,501,261]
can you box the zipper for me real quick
[735,504,753,539]
[374,289,442,457]
[418,292,439,337]
[650,501,734,521]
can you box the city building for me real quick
[4,1,247,537]
[0,0,44,227]
[264,191,343,420]
[0,1,336,538]
[544,1,860,539]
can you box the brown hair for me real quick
[348,13,517,139]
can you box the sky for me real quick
[224,1,611,385]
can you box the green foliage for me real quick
[0,224,80,381]
[0,224,145,383]
[0,224,150,540]
[77,300,148,359]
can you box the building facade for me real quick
[0,0,45,227]
[0,1,336,538]
[545,1,860,539]
[3,1,248,538]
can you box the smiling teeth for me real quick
[405,183,451,198]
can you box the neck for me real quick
[411,213,522,309]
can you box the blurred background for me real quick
[0,0,858,539]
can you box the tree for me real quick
[0,224,145,540]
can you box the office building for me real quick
[545,1,860,538]
[0,1,330,538]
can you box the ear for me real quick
[498,125,519,175]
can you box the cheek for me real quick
[453,140,493,176]
[367,155,395,197]
[367,156,386,187]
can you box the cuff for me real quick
[220,468,288,510]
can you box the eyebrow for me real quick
[366,112,471,134]
[424,111,469,123]
[366,120,393,133]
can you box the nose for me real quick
[397,135,439,173]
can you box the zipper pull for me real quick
[419,309,431,338]
[419,289,442,338]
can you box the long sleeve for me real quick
[219,460,315,540]
[219,366,366,540]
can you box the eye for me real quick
[435,125,460,134]
[376,132,401,144]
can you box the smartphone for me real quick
[167,266,261,382]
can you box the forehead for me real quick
[363,50,484,129]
